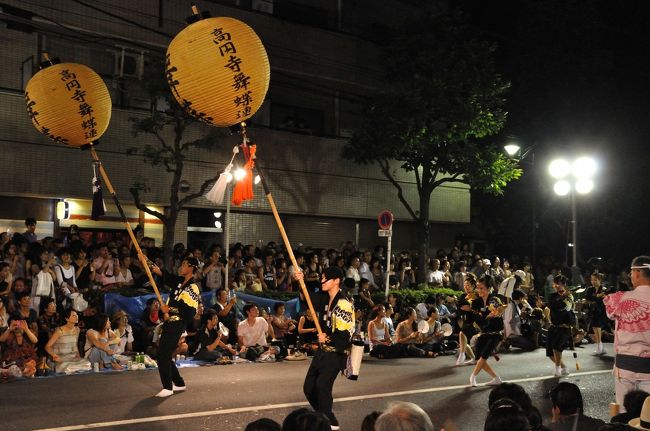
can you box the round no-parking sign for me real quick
[378,210,394,230]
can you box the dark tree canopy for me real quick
[344,11,521,273]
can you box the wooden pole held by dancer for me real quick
[88,146,164,305]
[254,165,323,336]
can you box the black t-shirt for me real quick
[548,291,574,326]
[471,294,504,333]
[192,326,218,355]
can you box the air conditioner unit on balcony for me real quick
[113,47,144,79]
[252,0,273,14]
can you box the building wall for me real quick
[0,0,471,253]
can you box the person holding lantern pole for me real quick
[294,267,354,430]
[150,257,201,398]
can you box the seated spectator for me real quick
[45,308,91,374]
[192,308,236,362]
[140,297,161,354]
[237,303,278,361]
[281,408,330,431]
[232,269,247,292]
[0,297,8,333]
[375,401,434,431]
[611,390,649,424]
[504,290,536,351]
[0,262,11,298]
[396,307,432,357]
[368,305,404,359]
[110,310,134,360]
[0,318,38,377]
[548,382,605,430]
[37,298,59,357]
[297,309,318,354]
[485,398,531,431]
[628,396,650,430]
[418,306,446,355]
[245,418,281,431]
[270,302,297,357]
[11,291,38,334]
[84,313,122,370]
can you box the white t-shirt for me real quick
[238,317,269,347]
[426,270,444,285]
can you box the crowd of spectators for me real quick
[0,217,640,429]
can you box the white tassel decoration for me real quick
[206,162,233,204]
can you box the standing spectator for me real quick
[375,401,434,431]
[370,258,385,291]
[605,256,650,409]
[23,217,38,244]
[359,250,374,289]
[203,248,224,292]
[426,259,444,287]
[73,247,95,291]
[213,288,238,345]
[548,382,604,430]
[115,255,134,288]
[345,255,362,294]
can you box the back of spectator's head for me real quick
[427,306,439,317]
[488,383,532,411]
[25,217,36,226]
[281,408,330,431]
[361,411,381,431]
[244,418,281,431]
[343,277,356,290]
[549,382,584,415]
[624,390,650,419]
[375,401,433,431]
[484,398,530,431]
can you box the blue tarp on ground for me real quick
[104,291,301,325]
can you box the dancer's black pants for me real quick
[157,320,186,390]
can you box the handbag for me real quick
[34,272,54,297]
[69,292,89,312]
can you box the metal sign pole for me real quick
[384,229,392,297]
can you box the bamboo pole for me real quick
[88,146,164,305]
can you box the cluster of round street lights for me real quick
[548,157,597,196]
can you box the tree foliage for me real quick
[344,11,521,269]
[126,60,224,270]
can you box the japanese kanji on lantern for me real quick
[24,58,111,147]
[166,13,270,127]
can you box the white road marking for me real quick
[33,369,612,431]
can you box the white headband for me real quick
[631,264,650,269]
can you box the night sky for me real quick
[453,0,650,271]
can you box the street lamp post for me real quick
[504,142,537,265]
[548,156,596,275]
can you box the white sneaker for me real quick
[463,359,477,366]
[172,384,186,392]
[155,389,174,398]
[487,376,502,386]
[469,374,478,387]
[561,367,570,376]
[456,352,466,365]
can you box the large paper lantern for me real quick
[25,61,111,147]
[166,15,270,127]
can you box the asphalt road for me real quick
[1,344,617,431]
